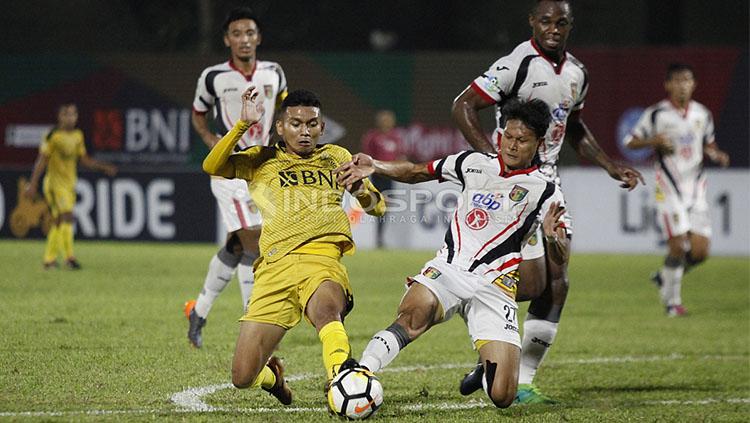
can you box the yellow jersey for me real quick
[40,128,86,192]
[208,121,385,263]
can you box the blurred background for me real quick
[0,0,747,253]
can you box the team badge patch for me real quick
[528,232,538,246]
[509,185,529,202]
[493,270,519,300]
[264,84,274,99]
[570,82,578,100]
[465,208,490,230]
[422,267,441,279]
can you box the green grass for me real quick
[1,240,748,422]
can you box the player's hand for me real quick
[652,133,674,154]
[104,164,118,177]
[710,149,730,168]
[542,201,566,238]
[240,86,264,125]
[609,163,644,191]
[335,153,375,191]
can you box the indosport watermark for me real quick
[247,184,528,227]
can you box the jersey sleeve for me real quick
[192,68,215,114]
[703,110,716,145]
[572,66,589,111]
[470,56,516,104]
[76,130,87,157]
[427,151,478,187]
[276,64,288,100]
[625,107,655,145]
[39,130,54,156]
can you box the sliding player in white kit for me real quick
[337,98,570,408]
[451,0,643,403]
[184,7,287,348]
[625,63,729,317]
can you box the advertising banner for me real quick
[0,170,215,242]
[351,168,750,256]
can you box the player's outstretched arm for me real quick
[705,142,730,168]
[625,133,674,155]
[335,153,437,187]
[451,86,497,153]
[566,111,644,191]
[80,155,117,176]
[541,201,570,265]
[24,153,49,199]
[203,87,263,178]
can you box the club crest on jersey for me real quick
[264,84,274,99]
[509,185,529,202]
[422,267,441,279]
[527,232,538,246]
[493,270,519,300]
[465,208,490,230]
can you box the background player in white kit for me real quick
[452,0,643,403]
[185,7,287,348]
[625,63,729,317]
[336,98,571,408]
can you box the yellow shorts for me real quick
[43,185,75,218]
[240,254,354,329]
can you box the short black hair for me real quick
[531,0,572,15]
[502,98,551,138]
[280,89,322,111]
[666,63,694,81]
[222,7,259,33]
[57,103,76,113]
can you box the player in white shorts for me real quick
[625,63,729,317]
[184,7,288,348]
[451,0,643,403]
[338,98,570,408]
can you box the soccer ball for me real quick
[327,366,383,420]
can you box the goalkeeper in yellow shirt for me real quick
[203,87,385,406]
[25,103,117,269]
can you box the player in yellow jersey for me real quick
[203,87,385,407]
[25,103,117,269]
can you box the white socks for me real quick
[518,317,558,385]
[194,248,240,318]
[360,324,410,372]
[238,252,258,312]
[660,265,684,307]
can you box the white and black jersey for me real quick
[471,39,588,184]
[427,151,569,281]
[626,99,715,207]
[193,60,287,150]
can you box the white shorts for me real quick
[656,193,711,238]
[211,177,262,233]
[409,257,520,348]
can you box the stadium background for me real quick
[0,0,747,250]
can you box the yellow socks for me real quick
[318,321,350,380]
[43,225,62,263]
[251,365,277,390]
[59,222,74,259]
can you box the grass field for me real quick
[1,240,748,422]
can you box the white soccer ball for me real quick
[327,366,383,420]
